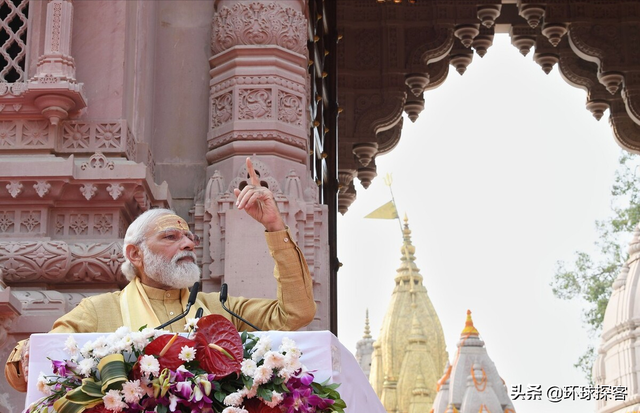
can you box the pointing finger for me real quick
[246,157,260,186]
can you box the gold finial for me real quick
[461,310,479,336]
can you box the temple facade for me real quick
[594,223,640,413]
[359,217,449,412]
[432,311,516,413]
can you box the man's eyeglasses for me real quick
[157,228,201,247]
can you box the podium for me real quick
[26,330,386,413]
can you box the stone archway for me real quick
[335,1,640,214]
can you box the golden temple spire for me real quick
[461,309,479,336]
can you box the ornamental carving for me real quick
[238,88,272,119]
[0,121,17,147]
[6,181,22,198]
[33,181,51,198]
[0,241,124,284]
[0,241,70,282]
[207,131,307,152]
[106,183,124,200]
[61,122,90,149]
[67,242,124,283]
[277,91,303,126]
[59,121,130,154]
[211,2,307,55]
[81,152,115,170]
[211,92,233,128]
[0,212,13,233]
[80,183,97,200]
[95,122,122,149]
[23,121,50,146]
[20,211,42,233]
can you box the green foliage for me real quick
[551,151,640,382]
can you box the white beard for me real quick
[140,244,200,289]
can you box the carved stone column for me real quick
[30,0,86,126]
[199,0,329,329]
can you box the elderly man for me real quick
[5,157,316,391]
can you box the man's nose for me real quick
[181,235,196,250]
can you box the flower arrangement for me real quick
[27,314,346,413]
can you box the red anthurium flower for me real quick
[143,334,198,371]
[244,397,282,413]
[193,314,243,377]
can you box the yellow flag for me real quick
[364,200,398,219]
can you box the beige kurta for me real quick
[5,229,316,391]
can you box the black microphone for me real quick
[195,307,204,318]
[155,282,200,330]
[220,283,261,331]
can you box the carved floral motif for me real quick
[211,2,307,55]
[0,212,14,233]
[33,181,51,198]
[6,181,22,198]
[62,122,90,149]
[95,123,122,149]
[23,121,50,146]
[0,121,17,146]
[106,183,124,200]
[211,92,233,128]
[277,91,303,126]
[20,212,41,233]
[81,152,115,170]
[0,241,124,283]
[0,241,70,282]
[69,214,88,235]
[94,214,113,235]
[238,89,272,119]
[80,184,97,200]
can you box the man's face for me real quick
[138,214,201,289]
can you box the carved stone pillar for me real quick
[199,0,329,329]
[30,0,86,126]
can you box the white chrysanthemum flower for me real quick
[114,334,134,354]
[262,351,285,371]
[78,358,96,377]
[64,336,79,358]
[263,391,283,408]
[252,365,272,385]
[279,337,300,357]
[278,353,302,380]
[129,331,150,352]
[80,340,94,359]
[103,389,127,412]
[139,354,160,377]
[251,336,271,362]
[121,379,145,404]
[36,373,51,396]
[178,345,197,362]
[114,326,131,338]
[241,359,257,377]
[184,317,199,332]
[223,391,245,407]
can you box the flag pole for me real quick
[383,173,403,237]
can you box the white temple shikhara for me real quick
[432,311,516,413]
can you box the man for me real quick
[5,157,316,391]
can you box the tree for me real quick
[551,151,640,382]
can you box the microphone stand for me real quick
[155,281,200,330]
[220,283,262,331]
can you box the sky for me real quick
[336,34,624,413]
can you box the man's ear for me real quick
[125,244,143,269]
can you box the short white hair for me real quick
[121,208,176,281]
